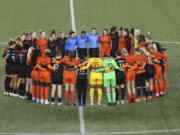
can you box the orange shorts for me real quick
[39,70,51,83]
[63,70,76,84]
[125,70,136,82]
[31,70,39,81]
[154,65,163,79]
[101,46,110,56]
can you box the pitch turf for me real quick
[0,0,180,134]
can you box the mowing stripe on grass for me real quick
[0,129,180,135]
[0,41,180,45]
[86,129,180,134]
[69,0,86,135]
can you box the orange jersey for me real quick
[36,38,48,56]
[99,35,111,56]
[135,55,148,74]
[99,35,111,48]
[138,42,145,48]
[58,56,80,84]
[118,36,126,51]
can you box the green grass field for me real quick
[0,0,180,134]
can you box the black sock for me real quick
[143,88,147,97]
[51,97,54,102]
[115,88,119,101]
[58,98,61,103]
[121,88,125,100]
[5,76,11,92]
[137,88,141,97]
[19,83,25,96]
[13,89,17,94]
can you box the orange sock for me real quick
[154,82,159,94]
[40,86,45,99]
[71,91,75,104]
[159,81,164,93]
[36,85,40,99]
[44,87,49,100]
[128,94,132,102]
[64,90,69,104]
[132,93,135,99]
[31,85,36,98]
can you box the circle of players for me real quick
[2,27,168,106]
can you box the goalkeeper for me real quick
[95,54,124,106]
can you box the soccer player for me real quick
[50,52,64,105]
[9,44,23,97]
[57,31,67,57]
[76,56,88,106]
[87,28,99,57]
[48,30,58,58]
[80,50,103,106]
[118,29,126,51]
[54,51,80,105]
[110,26,119,57]
[65,30,77,57]
[95,54,123,106]
[122,49,137,103]
[149,44,164,97]
[115,50,126,104]
[2,40,16,95]
[77,31,88,57]
[36,49,57,104]
[29,48,41,103]
[99,29,111,57]
[17,43,29,99]
[36,30,48,56]
[134,48,148,101]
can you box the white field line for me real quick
[0,129,180,135]
[69,0,86,135]
[0,41,180,45]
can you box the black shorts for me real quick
[116,71,125,85]
[9,64,19,75]
[51,73,63,85]
[145,65,156,79]
[89,48,99,57]
[77,48,88,57]
[19,65,27,78]
[5,64,11,75]
[136,72,146,87]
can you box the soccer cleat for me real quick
[66,103,70,106]
[36,98,40,103]
[23,95,28,99]
[147,96,152,100]
[58,102,62,106]
[40,99,44,104]
[135,96,141,102]
[44,100,49,105]
[97,103,101,106]
[32,98,36,102]
[142,96,147,101]
[51,102,55,105]
[9,93,13,96]
[116,101,120,104]
[121,100,124,104]
[13,94,19,97]
[4,91,8,95]
[90,103,94,106]
[107,103,112,106]
[72,104,76,106]
[113,103,117,106]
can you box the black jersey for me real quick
[115,58,125,67]
[51,59,64,76]
[16,51,27,65]
[7,49,17,64]
[48,39,58,57]
[57,37,67,57]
